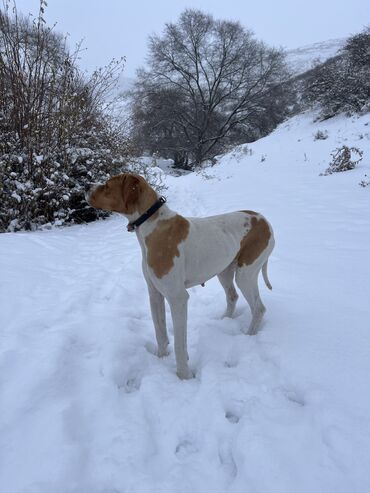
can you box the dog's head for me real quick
[85,173,156,216]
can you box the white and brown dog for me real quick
[86,173,275,379]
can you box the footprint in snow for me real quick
[218,442,238,480]
[175,439,198,458]
[283,388,305,406]
[117,374,141,393]
[224,359,238,368]
[225,411,240,424]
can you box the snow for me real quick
[1,110,370,493]
[10,191,21,203]
[286,38,345,75]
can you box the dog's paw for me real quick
[157,346,170,358]
[176,367,194,380]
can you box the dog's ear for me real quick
[122,174,141,213]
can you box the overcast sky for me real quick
[15,0,370,77]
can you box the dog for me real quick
[86,173,275,379]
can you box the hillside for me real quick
[1,110,370,493]
[286,38,345,75]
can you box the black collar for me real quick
[127,196,166,232]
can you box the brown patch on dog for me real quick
[237,215,271,267]
[88,173,158,216]
[145,215,190,278]
[241,210,258,215]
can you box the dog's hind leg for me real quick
[218,262,238,318]
[235,265,266,335]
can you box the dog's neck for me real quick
[121,178,177,240]
[123,200,175,240]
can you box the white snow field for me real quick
[1,111,370,493]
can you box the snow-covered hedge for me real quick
[0,131,129,231]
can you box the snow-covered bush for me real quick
[321,146,363,175]
[314,130,328,140]
[0,1,134,232]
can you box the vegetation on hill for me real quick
[302,27,370,118]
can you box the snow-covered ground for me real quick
[1,111,370,493]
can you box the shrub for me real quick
[314,130,328,140]
[321,145,363,175]
[0,1,132,232]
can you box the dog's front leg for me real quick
[167,291,192,380]
[147,282,169,357]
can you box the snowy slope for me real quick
[286,38,345,75]
[1,111,370,493]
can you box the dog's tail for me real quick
[262,259,272,290]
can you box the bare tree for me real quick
[129,9,288,167]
